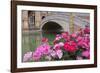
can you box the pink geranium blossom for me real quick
[33,43,51,61]
[82,50,90,58]
[78,28,84,36]
[50,49,63,59]
[64,41,77,52]
[23,26,90,61]
[42,37,48,43]
[53,34,62,44]
[33,51,42,61]
[23,52,33,62]
[71,33,77,38]
[76,36,83,42]
[42,44,51,55]
[53,44,60,50]
[77,36,90,49]
[50,50,57,58]
[76,56,83,60]
[53,42,64,50]
[55,34,62,40]
[59,42,64,47]
[36,43,51,55]
[61,32,70,41]
[61,32,68,38]
[84,26,90,34]
[56,49,63,59]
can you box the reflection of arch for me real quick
[42,21,63,33]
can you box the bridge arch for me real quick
[40,15,70,33]
[40,15,89,34]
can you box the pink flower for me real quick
[53,34,62,44]
[82,51,90,58]
[50,50,57,58]
[50,49,63,59]
[56,49,63,59]
[35,45,44,53]
[33,51,42,61]
[76,36,83,42]
[77,37,89,49]
[33,43,51,61]
[59,42,64,47]
[71,33,77,38]
[23,52,33,62]
[42,44,51,55]
[61,32,68,39]
[70,41,77,47]
[37,43,51,55]
[55,34,62,40]
[53,39,57,45]
[78,28,84,36]
[64,41,77,52]
[54,44,60,50]
[61,32,71,41]
[53,42,64,50]
[84,26,90,34]
[42,37,48,43]
[76,56,83,60]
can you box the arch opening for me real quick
[42,21,63,33]
[41,21,64,41]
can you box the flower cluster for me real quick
[23,26,90,62]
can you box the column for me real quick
[22,10,29,30]
[69,13,74,34]
[35,11,41,28]
[32,12,35,28]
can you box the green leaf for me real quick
[75,49,83,56]
[59,38,65,43]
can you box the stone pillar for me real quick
[69,13,74,34]
[35,11,41,28]
[32,12,35,28]
[22,10,29,30]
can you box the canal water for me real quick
[22,31,56,57]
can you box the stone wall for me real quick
[22,10,90,33]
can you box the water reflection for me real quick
[22,30,62,57]
[22,31,42,57]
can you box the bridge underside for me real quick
[42,21,63,33]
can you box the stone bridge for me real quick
[40,15,89,33]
